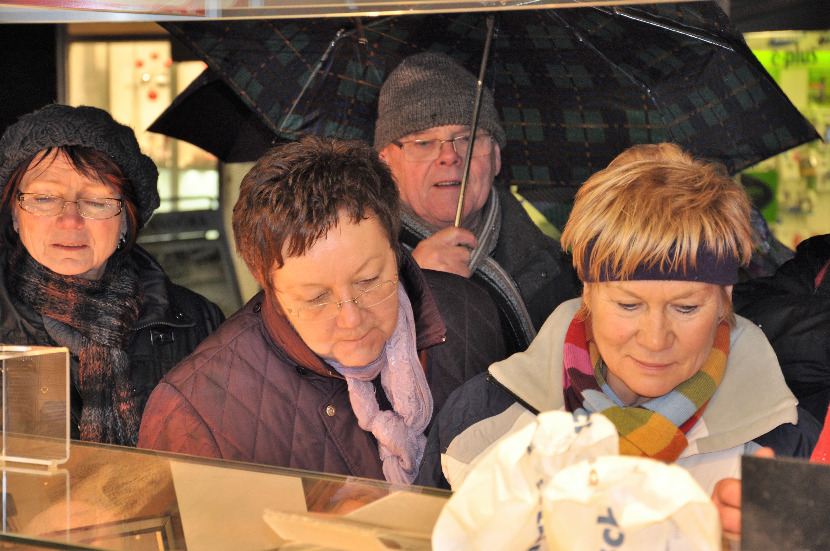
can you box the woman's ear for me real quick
[576,282,592,320]
[11,205,19,233]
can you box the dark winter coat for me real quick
[734,234,830,424]
[489,187,582,331]
[137,251,508,480]
[0,246,225,439]
[400,187,581,354]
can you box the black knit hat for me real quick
[0,104,160,224]
[374,52,507,151]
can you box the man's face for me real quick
[380,125,501,230]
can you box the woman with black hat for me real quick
[0,103,224,446]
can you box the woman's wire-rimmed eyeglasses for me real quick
[285,275,399,322]
[17,192,123,220]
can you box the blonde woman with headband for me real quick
[416,143,820,540]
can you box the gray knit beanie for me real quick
[374,52,506,152]
[0,104,160,224]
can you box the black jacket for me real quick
[400,187,581,353]
[0,246,225,439]
[734,234,830,424]
[491,187,582,332]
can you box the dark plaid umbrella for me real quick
[158,2,819,202]
[147,67,280,163]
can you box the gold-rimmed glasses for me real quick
[17,192,123,220]
[284,275,399,322]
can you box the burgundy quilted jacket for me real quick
[137,252,507,480]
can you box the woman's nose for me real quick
[335,299,363,327]
[637,312,673,351]
[55,202,85,228]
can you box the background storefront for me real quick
[744,30,830,250]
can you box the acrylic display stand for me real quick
[0,346,69,466]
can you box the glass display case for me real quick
[0,439,449,550]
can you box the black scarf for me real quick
[8,243,143,446]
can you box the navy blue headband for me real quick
[582,242,739,285]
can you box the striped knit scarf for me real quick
[8,243,143,446]
[562,315,729,462]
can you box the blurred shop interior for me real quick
[0,0,827,315]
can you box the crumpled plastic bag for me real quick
[543,455,721,551]
[432,411,720,551]
[432,411,618,551]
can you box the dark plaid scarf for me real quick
[8,243,143,446]
[563,315,729,462]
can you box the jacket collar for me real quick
[130,246,195,330]
[261,248,446,379]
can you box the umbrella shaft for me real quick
[455,15,496,228]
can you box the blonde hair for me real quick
[561,143,753,284]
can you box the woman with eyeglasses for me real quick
[138,135,508,483]
[0,104,225,446]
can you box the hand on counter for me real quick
[712,446,776,540]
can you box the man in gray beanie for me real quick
[375,52,579,351]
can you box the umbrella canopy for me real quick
[148,67,280,163]
[158,2,819,202]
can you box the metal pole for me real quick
[454,15,496,228]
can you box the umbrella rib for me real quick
[545,8,684,143]
[278,27,348,134]
[603,6,734,52]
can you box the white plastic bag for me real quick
[543,455,721,551]
[432,411,618,551]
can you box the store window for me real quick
[66,38,217,211]
[64,29,242,315]
[744,30,829,250]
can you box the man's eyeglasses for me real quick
[284,276,399,322]
[17,192,123,220]
[392,134,493,162]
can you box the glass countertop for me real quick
[0,439,449,550]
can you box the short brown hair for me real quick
[232,136,402,291]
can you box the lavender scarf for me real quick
[329,285,433,484]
